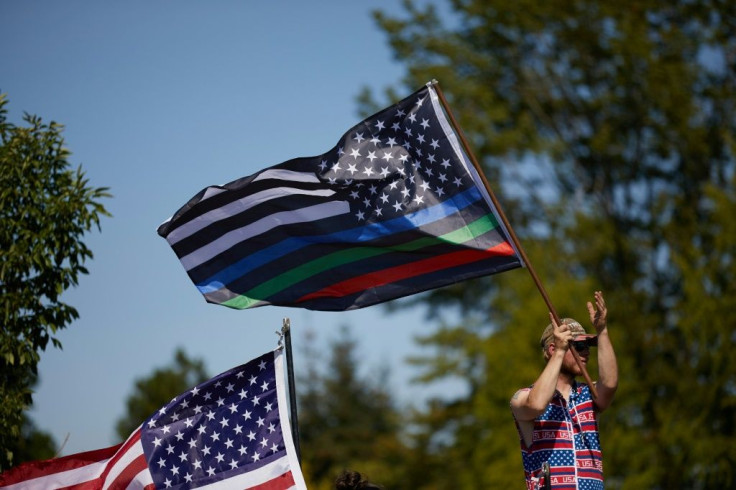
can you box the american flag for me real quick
[158,82,523,311]
[0,350,306,490]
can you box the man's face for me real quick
[560,337,591,376]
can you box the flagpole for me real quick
[281,318,302,462]
[430,80,598,399]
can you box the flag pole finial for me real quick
[277,317,290,350]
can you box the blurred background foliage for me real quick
[7,0,735,488]
[356,0,735,488]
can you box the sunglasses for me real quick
[571,337,597,352]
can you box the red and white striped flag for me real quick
[0,350,306,490]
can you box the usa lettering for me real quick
[551,476,577,484]
[533,430,570,441]
[577,460,603,470]
[577,412,595,423]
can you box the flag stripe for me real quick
[250,471,296,490]
[0,447,120,488]
[198,202,502,302]
[201,231,509,309]
[194,185,484,291]
[197,461,295,489]
[180,200,350,271]
[160,163,325,237]
[167,185,335,246]
[296,241,516,305]
[209,232,512,310]
[0,432,146,490]
[95,431,144,490]
[253,247,518,311]
[219,213,500,309]
[289,248,522,311]
[1,460,111,490]
[165,168,329,245]
[249,212,499,297]
[168,174,334,247]
[102,452,148,490]
[172,190,340,259]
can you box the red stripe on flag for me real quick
[105,453,148,490]
[249,470,296,490]
[0,445,122,486]
[58,442,145,490]
[0,430,145,490]
[297,241,516,303]
[76,429,143,490]
[62,478,106,490]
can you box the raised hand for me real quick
[586,290,608,333]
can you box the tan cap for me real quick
[539,318,596,349]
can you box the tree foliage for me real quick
[368,0,735,488]
[297,327,412,490]
[0,94,110,470]
[5,414,57,467]
[115,349,209,441]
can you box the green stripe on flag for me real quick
[222,213,501,309]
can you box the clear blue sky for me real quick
[1,1,463,455]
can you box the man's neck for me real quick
[556,373,576,402]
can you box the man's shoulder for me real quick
[510,386,531,400]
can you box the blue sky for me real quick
[1,1,463,455]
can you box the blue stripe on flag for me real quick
[195,185,485,294]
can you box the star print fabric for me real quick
[516,382,604,490]
[141,350,305,489]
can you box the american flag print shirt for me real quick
[515,382,604,490]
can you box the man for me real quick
[510,291,618,490]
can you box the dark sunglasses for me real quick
[571,338,597,352]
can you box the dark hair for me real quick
[335,470,383,490]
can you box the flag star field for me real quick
[141,352,290,488]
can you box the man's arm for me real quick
[588,291,618,411]
[510,314,571,421]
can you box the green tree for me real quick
[368,1,735,488]
[651,176,736,486]
[297,327,411,490]
[115,349,209,440]
[4,374,58,465]
[5,414,57,466]
[0,94,110,470]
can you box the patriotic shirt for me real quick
[514,381,604,490]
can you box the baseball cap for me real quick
[540,318,597,349]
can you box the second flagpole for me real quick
[281,318,302,462]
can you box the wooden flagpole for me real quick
[281,318,302,461]
[430,80,598,399]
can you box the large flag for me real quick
[158,82,523,311]
[0,350,306,490]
